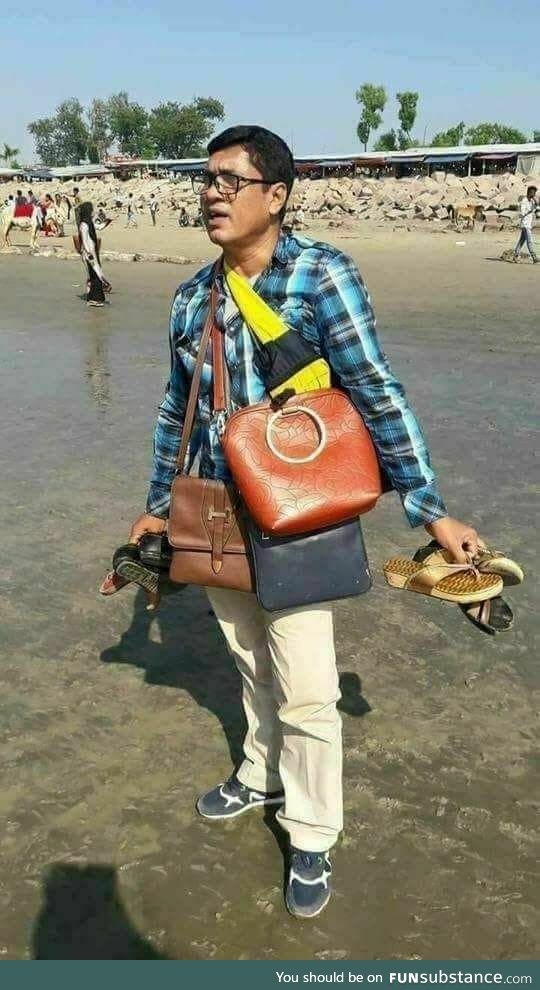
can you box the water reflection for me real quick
[84,324,111,409]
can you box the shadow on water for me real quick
[100,585,246,768]
[32,863,167,959]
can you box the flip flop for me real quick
[415,539,524,587]
[473,543,524,587]
[384,548,503,604]
[112,543,160,597]
[99,570,130,596]
[459,595,514,636]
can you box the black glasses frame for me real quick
[191,170,272,199]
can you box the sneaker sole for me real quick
[285,887,331,919]
[196,795,284,820]
[114,560,159,595]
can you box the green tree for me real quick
[28,117,58,164]
[355,83,386,151]
[373,129,398,152]
[464,122,527,145]
[396,91,419,143]
[107,91,149,156]
[431,121,466,147]
[1,142,20,166]
[87,98,111,163]
[28,99,90,165]
[148,96,224,158]
[532,130,540,142]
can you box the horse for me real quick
[447,203,486,229]
[0,202,64,250]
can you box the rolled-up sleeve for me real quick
[315,253,448,528]
[145,292,188,518]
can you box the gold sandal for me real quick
[473,542,524,586]
[383,547,503,604]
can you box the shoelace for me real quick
[292,851,323,871]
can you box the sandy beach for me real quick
[0,228,538,959]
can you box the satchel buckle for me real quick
[208,508,231,522]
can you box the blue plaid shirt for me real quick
[146,231,447,528]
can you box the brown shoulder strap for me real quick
[175,283,227,473]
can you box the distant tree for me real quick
[28,99,89,165]
[355,83,386,151]
[465,122,527,145]
[106,92,149,156]
[533,130,540,142]
[396,91,419,143]
[28,117,58,164]
[431,121,466,147]
[87,98,111,162]
[147,96,224,158]
[373,129,398,152]
[1,142,20,166]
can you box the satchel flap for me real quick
[168,476,246,553]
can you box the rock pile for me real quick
[2,169,538,231]
[286,170,540,230]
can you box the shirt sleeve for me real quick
[315,252,448,528]
[145,291,189,517]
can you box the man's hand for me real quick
[128,512,167,545]
[425,516,480,564]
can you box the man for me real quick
[125,193,138,228]
[27,189,37,205]
[72,187,81,225]
[513,185,538,263]
[128,125,480,919]
[148,193,159,226]
[15,189,27,208]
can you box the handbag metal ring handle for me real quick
[265,405,327,464]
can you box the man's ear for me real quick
[268,182,288,218]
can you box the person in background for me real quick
[513,185,538,263]
[77,201,110,307]
[15,189,27,208]
[27,189,37,205]
[178,206,189,227]
[125,193,138,228]
[149,194,159,226]
[72,187,81,225]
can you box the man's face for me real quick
[200,145,286,248]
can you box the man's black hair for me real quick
[527,185,537,197]
[207,125,295,221]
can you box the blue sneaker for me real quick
[196,774,284,820]
[285,847,332,918]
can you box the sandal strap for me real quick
[407,559,480,594]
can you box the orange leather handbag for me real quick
[222,389,383,537]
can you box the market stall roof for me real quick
[424,153,470,164]
[169,162,204,173]
[392,155,425,165]
[475,153,517,160]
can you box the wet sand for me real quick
[0,234,539,960]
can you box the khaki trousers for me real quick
[206,587,343,852]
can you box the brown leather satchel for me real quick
[222,389,383,537]
[167,287,253,592]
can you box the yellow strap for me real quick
[224,264,288,342]
[223,261,331,394]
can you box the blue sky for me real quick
[2,0,539,160]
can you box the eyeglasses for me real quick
[191,170,271,199]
